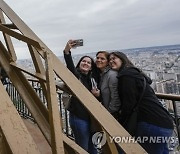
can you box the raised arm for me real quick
[63,40,78,76]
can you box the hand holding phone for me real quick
[64,39,83,53]
[91,78,97,89]
[72,39,83,48]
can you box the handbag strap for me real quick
[122,77,146,125]
[132,77,171,117]
[133,77,146,111]
[132,77,172,119]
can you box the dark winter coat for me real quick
[117,67,173,129]
[64,52,93,120]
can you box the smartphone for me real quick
[73,39,83,47]
[91,78,98,89]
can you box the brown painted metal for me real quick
[63,135,88,154]
[45,52,64,153]
[156,93,180,101]
[28,45,48,100]
[0,41,51,144]
[0,10,16,61]
[0,23,42,49]
[0,81,40,154]
[10,62,46,81]
[0,0,146,153]
[1,23,17,29]
[0,128,12,154]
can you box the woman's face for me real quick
[79,57,92,74]
[109,54,122,71]
[95,53,108,71]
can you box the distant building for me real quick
[177,74,180,82]
[143,70,156,80]
[156,72,164,81]
[156,79,179,94]
[163,73,176,80]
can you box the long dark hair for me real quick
[110,51,152,83]
[76,55,101,84]
[110,51,134,70]
[76,55,96,75]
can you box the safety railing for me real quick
[4,78,73,137]
[4,79,180,145]
[156,93,180,145]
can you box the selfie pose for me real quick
[63,40,97,154]
[109,51,174,154]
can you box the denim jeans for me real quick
[136,122,173,154]
[69,113,97,154]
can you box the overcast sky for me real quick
[4,0,180,59]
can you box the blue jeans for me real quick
[136,122,173,154]
[69,113,97,154]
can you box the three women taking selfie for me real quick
[62,40,173,154]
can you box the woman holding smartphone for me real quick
[63,40,98,154]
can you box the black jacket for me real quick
[118,67,173,129]
[64,53,92,120]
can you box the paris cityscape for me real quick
[18,44,180,96]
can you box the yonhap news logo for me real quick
[92,131,176,145]
[92,131,106,149]
[109,136,176,144]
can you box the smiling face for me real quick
[109,54,123,71]
[79,57,92,74]
[95,53,108,71]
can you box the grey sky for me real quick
[4,0,180,59]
